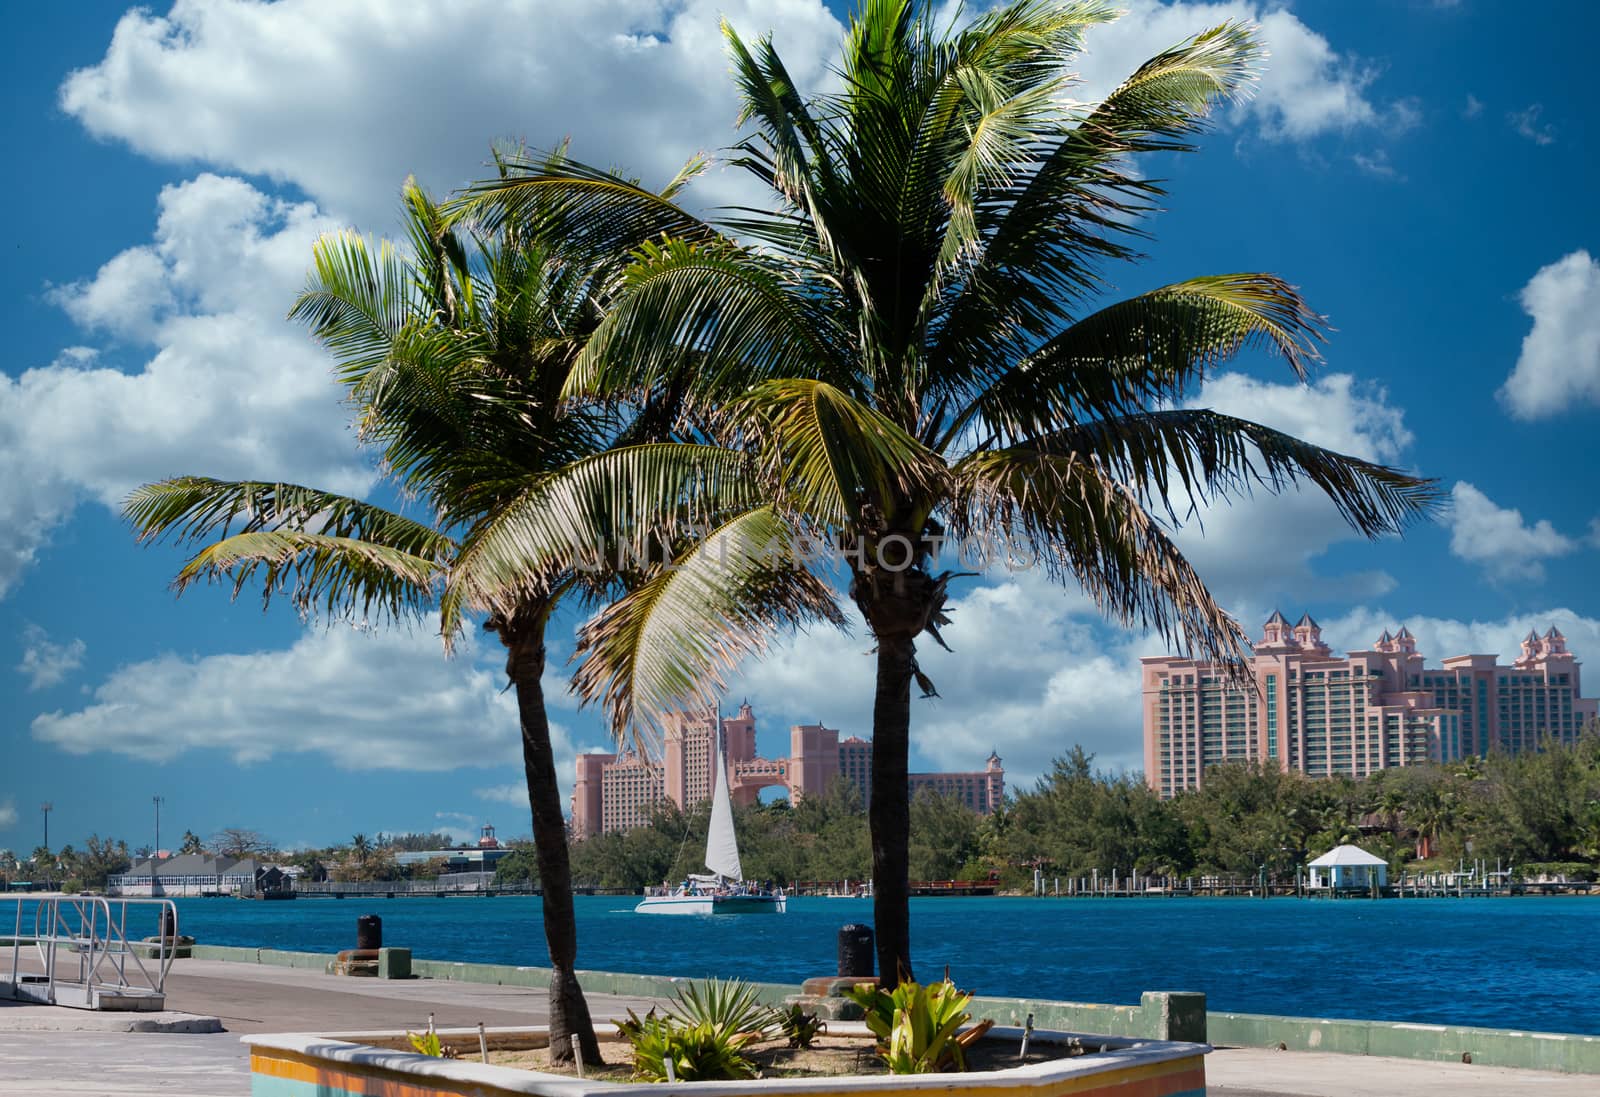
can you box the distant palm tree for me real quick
[125,166,818,1062]
[350,834,371,865]
[490,0,1442,982]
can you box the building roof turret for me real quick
[1378,629,1392,643]
[1545,625,1564,640]
[1395,626,1413,640]
[1296,613,1320,629]
[1265,610,1288,626]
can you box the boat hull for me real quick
[635,893,786,915]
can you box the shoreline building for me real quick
[1142,613,1598,798]
[571,702,1005,837]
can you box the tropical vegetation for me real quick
[546,727,1600,890]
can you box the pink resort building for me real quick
[570,701,1005,837]
[1142,612,1598,799]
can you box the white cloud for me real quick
[59,0,844,230]
[1320,607,1600,671]
[0,174,372,598]
[1463,94,1484,119]
[16,626,87,691]
[59,1,1406,239]
[475,784,530,807]
[1446,482,1577,581]
[1498,250,1600,420]
[0,801,17,829]
[1352,149,1402,180]
[1507,103,1557,146]
[1063,3,1398,141]
[48,248,175,340]
[31,625,578,778]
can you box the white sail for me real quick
[704,728,743,881]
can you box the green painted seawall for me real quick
[184,946,1600,1074]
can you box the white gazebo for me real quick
[1307,844,1389,890]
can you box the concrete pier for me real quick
[0,955,1593,1096]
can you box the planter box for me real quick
[245,1022,1209,1097]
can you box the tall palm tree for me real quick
[491,0,1441,983]
[122,169,816,1060]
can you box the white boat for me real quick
[635,728,786,916]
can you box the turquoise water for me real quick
[163,895,1598,1035]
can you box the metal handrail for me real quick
[3,896,177,1008]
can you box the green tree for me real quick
[908,790,980,881]
[120,168,794,1063]
[179,830,204,855]
[494,850,540,887]
[538,0,1438,981]
[74,835,132,891]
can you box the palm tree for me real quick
[350,834,371,866]
[121,168,812,1061]
[492,0,1441,982]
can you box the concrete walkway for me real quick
[0,958,1589,1095]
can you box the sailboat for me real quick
[635,727,786,915]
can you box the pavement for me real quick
[0,957,1592,1095]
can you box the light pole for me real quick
[40,802,52,853]
[153,796,164,861]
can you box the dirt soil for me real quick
[488,1034,1085,1080]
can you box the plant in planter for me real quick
[616,978,775,1081]
[406,1031,459,1060]
[616,1009,761,1081]
[848,976,993,1073]
[774,1003,826,1049]
[669,977,774,1039]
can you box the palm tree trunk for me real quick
[501,610,602,1066]
[868,628,915,988]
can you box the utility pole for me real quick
[153,796,165,862]
[40,802,52,853]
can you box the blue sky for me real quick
[3,0,1597,855]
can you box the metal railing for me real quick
[3,896,178,1010]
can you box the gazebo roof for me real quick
[1308,843,1388,867]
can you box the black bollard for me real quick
[357,913,383,951]
[838,923,874,977]
[161,908,178,940]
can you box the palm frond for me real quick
[564,238,852,403]
[947,274,1326,449]
[175,530,440,624]
[1024,408,1445,536]
[446,154,714,256]
[947,448,1248,668]
[124,476,452,625]
[125,476,452,559]
[722,379,947,530]
[288,231,416,389]
[925,21,1264,387]
[569,506,845,755]
[441,444,764,635]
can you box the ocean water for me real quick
[160,895,1597,1035]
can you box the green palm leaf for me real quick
[565,238,853,403]
[723,379,946,530]
[1027,408,1446,536]
[947,448,1248,667]
[441,444,764,632]
[570,506,845,753]
[170,530,441,622]
[949,274,1327,448]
